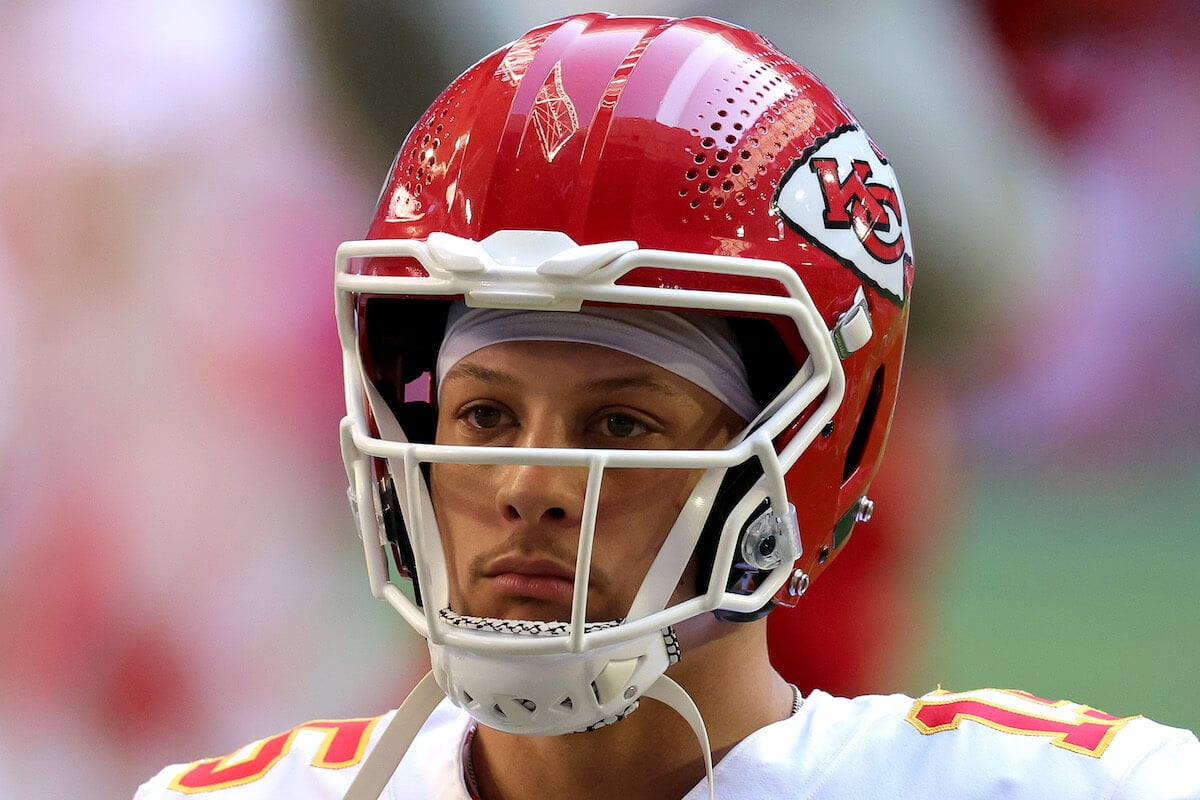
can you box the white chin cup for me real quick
[429,610,680,736]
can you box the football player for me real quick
[137,14,1200,799]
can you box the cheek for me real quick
[599,469,702,558]
[594,471,705,614]
[616,466,701,501]
[429,465,490,565]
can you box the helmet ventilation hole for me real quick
[843,366,885,482]
[677,53,819,220]
[385,86,462,222]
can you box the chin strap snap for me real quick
[340,671,716,800]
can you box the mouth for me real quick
[483,556,577,605]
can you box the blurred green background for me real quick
[935,460,1200,730]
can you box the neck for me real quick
[469,617,792,800]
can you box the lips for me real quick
[483,556,577,604]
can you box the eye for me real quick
[465,404,505,430]
[602,413,646,438]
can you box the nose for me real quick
[494,419,587,527]
[495,463,587,525]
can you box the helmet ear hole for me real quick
[842,366,885,483]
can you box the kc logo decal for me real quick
[773,124,911,305]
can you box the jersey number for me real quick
[907,689,1136,757]
[168,718,378,793]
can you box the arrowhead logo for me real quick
[773,124,911,305]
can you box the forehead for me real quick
[442,340,680,389]
[439,340,746,419]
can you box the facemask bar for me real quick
[336,231,845,654]
[354,419,801,653]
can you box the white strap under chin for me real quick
[341,671,715,800]
[643,674,716,800]
[343,670,446,800]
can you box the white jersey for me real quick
[136,687,1200,799]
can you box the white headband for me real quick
[436,303,761,422]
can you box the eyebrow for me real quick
[441,362,517,387]
[582,374,684,397]
[441,362,684,397]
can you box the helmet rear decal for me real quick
[532,62,580,162]
[772,124,911,305]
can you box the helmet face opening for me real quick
[338,229,843,619]
[336,13,912,736]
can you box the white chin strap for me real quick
[341,670,715,800]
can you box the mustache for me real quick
[467,533,612,590]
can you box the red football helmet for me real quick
[336,13,912,741]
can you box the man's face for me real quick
[430,339,745,624]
